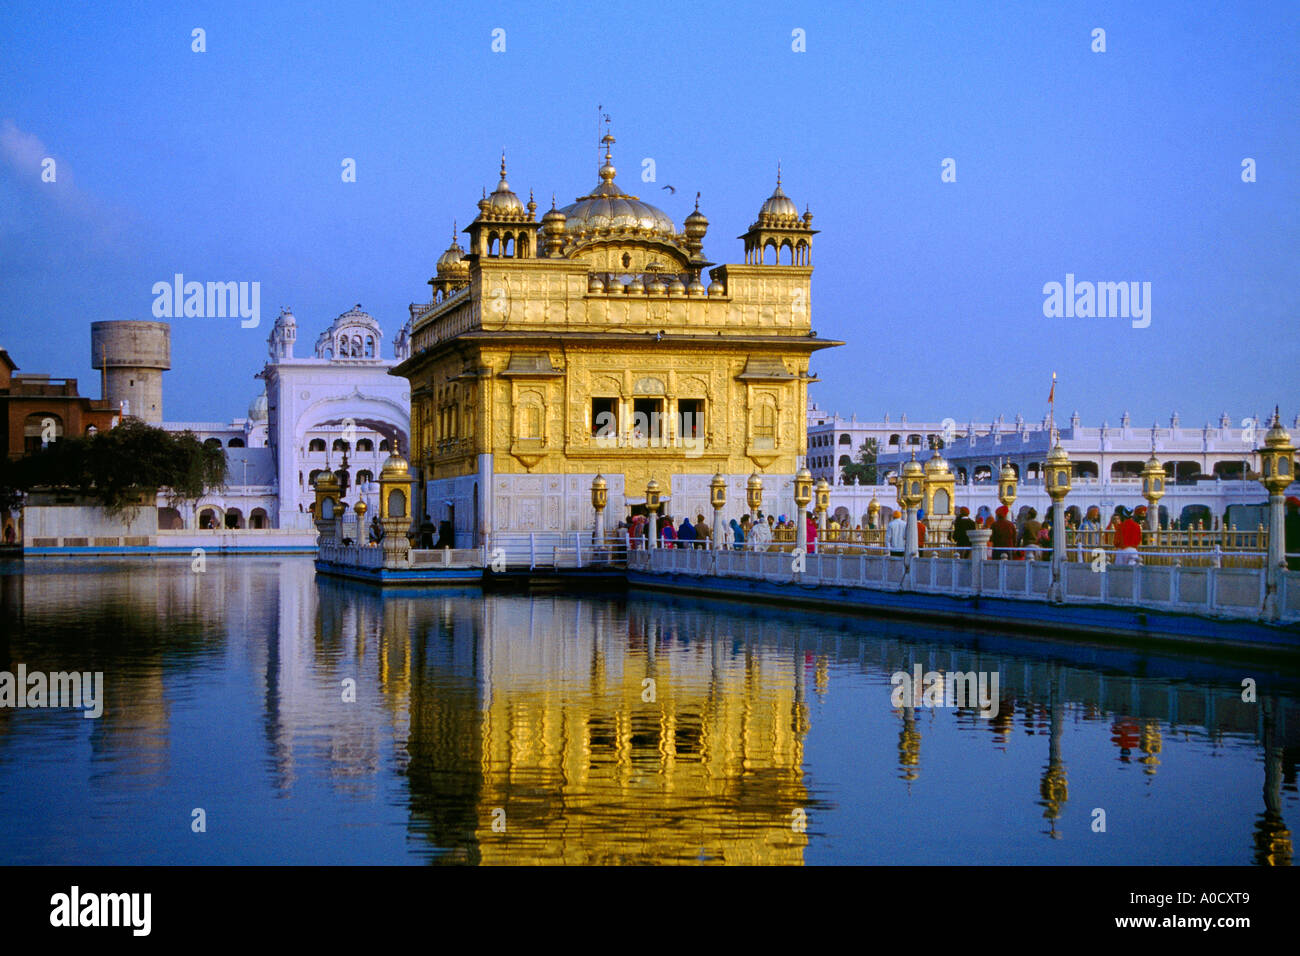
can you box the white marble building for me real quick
[258,305,412,528]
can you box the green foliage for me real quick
[840,437,879,486]
[0,420,226,514]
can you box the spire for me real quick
[500,150,507,179]
[777,160,782,188]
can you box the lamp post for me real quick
[901,453,925,561]
[746,473,763,515]
[591,474,608,550]
[353,499,368,546]
[998,461,1019,513]
[794,468,813,555]
[1045,442,1072,603]
[312,470,342,545]
[710,474,726,550]
[814,478,831,537]
[1258,408,1295,620]
[377,451,414,566]
[923,448,955,538]
[645,478,662,550]
[1140,453,1166,535]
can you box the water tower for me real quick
[90,321,170,421]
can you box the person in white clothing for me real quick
[885,509,907,556]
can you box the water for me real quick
[0,556,1296,865]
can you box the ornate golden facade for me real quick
[391,130,840,540]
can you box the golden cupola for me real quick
[429,222,470,298]
[742,164,817,266]
[467,152,539,260]
[559,133,677,238]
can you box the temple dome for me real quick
[436,224,468,275]
[757,167,800,223]
[558,134,676,239]
[485,154,525,216]
[248,391,268,422]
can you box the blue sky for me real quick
[2,0,1297,426]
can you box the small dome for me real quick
[706,280,725,295]
[486,154,525,216]
[667,278,686,295]
[276,308,296,328]
[758,166,800,222]
[588,275,605,293]
[684,196,708,238]
[626,277,645,294]
[248,391,268,422]
[380,452,410,480]
[646,277,667,295]
[436,223,468,275]
[686,279,706,296]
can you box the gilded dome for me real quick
[485,154,525,217]
[436,223,468,275]
[558,134,677,239]
[756,165,802,224]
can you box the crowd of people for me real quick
[617,496,1300,567]
[620,510,823,552]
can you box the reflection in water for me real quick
[0,556,1298,865]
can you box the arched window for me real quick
[753,401,777,449]
[352,336,362,356]
[503,235,515,257]
[338,336,349,356]
[488,233,500,257]
[356,438,373,452]
[228,438,245,448]
[779,241,793,265]
[517,401,543,440]
[249,508,268,529]
[907,434,922,446]
[838,434,852,445]
[365,336,375,357]
[203,437,222,450]
[332,438,349,452]
[356,469,374,486]
[839,455,851,467]
[889,434,901,447]
[308,469,324,487]
[308,438,326,452]
[379,439,391,452]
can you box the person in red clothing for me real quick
[990,504,1017,560]
[916,509,927,553]
[805,511,818,554]
[1115,506,1143,565]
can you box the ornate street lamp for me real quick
[1259,408,1296,619]
[591,474,608,548]
[710,473,727,550]
[1045,442,1072,602]
[645,477,662,549]
[377,451,414,564]
[794,467,813,555]
[1140,453,1165,533]
[814,478,831,534]
[746,473,763,514]
[998,461,1018,511]
[901,453,925,560]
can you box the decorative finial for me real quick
[500,151,507,178]
[776,161,782,187]
[451,220,457,242]
[694,191,701,211]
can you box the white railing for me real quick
[628,547,1300,624]
[486,531,629,570]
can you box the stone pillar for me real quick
[905,506,919,560]
[1051,497,1067,603]
[712,503,723,550]
[1265,492,1285,620]
[968,528,992,594]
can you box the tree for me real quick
[840,437,879,486]
[0,420,226,515]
